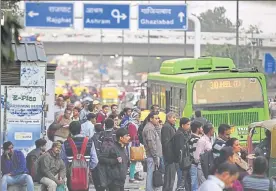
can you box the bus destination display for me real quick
[193,78,263,104]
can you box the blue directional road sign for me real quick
[25,2,74,28]
[99,64,108,75]
[138,4,188,30]
[83,4,130,29]
[264,53,276,74]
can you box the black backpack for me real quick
[200,150,214,179]
[99,131,115,153]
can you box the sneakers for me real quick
[129,179,140,183]
[134,172,144,181]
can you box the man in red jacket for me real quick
[96,105,109,126]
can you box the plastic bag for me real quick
[135,161,143,172]
[56,184,66,191]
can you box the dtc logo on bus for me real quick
[12,95,36,102]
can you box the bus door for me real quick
[165,89,171,113]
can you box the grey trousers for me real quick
[162,162,177,191]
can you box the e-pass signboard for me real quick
[5,86,43,152]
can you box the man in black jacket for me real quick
[98,128,130,191]
[161,112,177,191]
[174,117,191,191]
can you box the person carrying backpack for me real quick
[61,121,98,191]
[26,138,47,182]
[173,117,192,191]
[98,128,130,191]
[90,119,117,190]
[195,123,215,185]
[98,118,117,152]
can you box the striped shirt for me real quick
[189,133,201,164]
[212,137,226,158]
[242,175,276,191]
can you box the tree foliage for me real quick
[204,44,262,69]
[198,7,238,32]
[127,57,165,75]
[1,0,22,16]
[201,6,263,70]
[1,0,23,67]
[1,12,23,68]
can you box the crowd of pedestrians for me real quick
[1,95,275,191]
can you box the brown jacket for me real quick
[55,116,71,138]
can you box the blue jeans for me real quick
[146,157,161,191]
[190,164,198,191]
[159,157,165,174]
[177,167,182,187]
[2,174,34,191]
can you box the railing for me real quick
[203,111,259,128]
[20,28,276,47]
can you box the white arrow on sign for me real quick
[121,13,127,20]
[111,9,127,24]
[178,12,185,23]
[28,11,39,18]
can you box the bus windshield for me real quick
[193,78,263,105]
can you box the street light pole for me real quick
[100,29,103,90]
[121,30,125,86]
[147,0,151,72]
[236,0,240,68]
[184,0,187,57]
[0,12,3,179]
[251,31,255,65]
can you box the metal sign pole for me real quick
[236,0,240,68]
[0,10,2,180]
[100,29,103,90]
[184,0,187,57]
[121,30,125,86]
[147,0,151,72]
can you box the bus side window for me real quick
[165,90,170,113]
[147,86,152,108]
[155,85,160,106]
[160,86,166,112]
[151,84,156,105]
[171,87,180,114]
[180,88,186,117]
[170,87,173,112]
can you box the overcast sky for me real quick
[21,1,276,33]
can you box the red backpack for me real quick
[68,137,89,190]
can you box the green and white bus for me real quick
[147,57,270,144]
